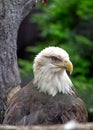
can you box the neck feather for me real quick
[33,68,75,96]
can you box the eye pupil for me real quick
[52,57,56,61]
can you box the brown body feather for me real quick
[3,81,88,125]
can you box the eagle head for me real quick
[33,46,74,96]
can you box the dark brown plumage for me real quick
[3,47,88,125]
[3,82,88,125]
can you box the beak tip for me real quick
[66,60,73,74]
[70,70,73,75]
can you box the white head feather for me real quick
[33,46,74,96]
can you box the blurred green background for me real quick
[18,0,93,121]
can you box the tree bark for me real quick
[0,0,41,123]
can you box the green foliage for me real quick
[77,0,93,19]
[19,0,93,113]
[18,59,33,76]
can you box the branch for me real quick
[0,123,93,130]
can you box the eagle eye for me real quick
[44,55,61,62]
[51,56,61,62]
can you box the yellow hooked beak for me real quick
[56,58,73,74]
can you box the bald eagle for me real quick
[3,46,88,125]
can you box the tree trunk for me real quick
[0,0,41,123]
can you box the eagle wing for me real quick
[3,82,33,125]
[60,97,88,123]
